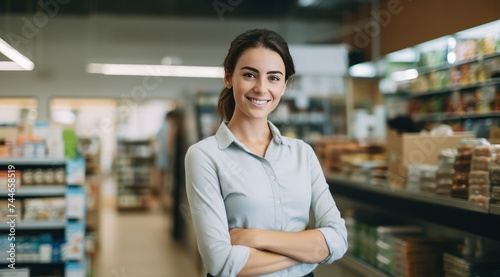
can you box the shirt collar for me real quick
[215,121,290,150]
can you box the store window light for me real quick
[0,38,34,71]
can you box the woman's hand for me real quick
[230,228,261,248]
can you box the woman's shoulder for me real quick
[186,135,221,158]
[280,136,315,152]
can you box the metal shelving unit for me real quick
[490,203,500,216]
[405,79,500,98]
[0,157,66,165]
[0,186,66,197]
[413,111,500,122]
[326,174,488,213]
[326,174,500,241]
[0,221,66,230]
[416,52,500,76]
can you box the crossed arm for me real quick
[232,228,329,276]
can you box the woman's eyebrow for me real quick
[240,66,283,75]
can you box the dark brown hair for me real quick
[216,29,295,121]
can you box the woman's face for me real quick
[225,47,287,121]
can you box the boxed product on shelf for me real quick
[66,158,86,186]
[436,149,457,196]
[376,225,425,275]
[23,198,66,221]
[391,237,455,277]
[406,164,438,193]
[467,144,493,208]
[65,221,85,261]
[443,252,500,277]
[386,130,474,189]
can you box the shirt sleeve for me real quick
[306,144,348,264]
[185,145,250,276]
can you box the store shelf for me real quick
[338,255,390,277]
[490,204,500,216]
[416,52,500,75]
[413,111,500,122]
[0,186,66,197]
[405,79,500,98]
[0,262,65,266]
[0,157,66,165]
[0,221,66,230]
[326,174,500,240]
[326,174,488,213]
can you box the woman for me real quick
[185,29,347,277]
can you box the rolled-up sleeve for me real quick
[307,144,348,264]
[185,145,250,276]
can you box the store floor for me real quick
[93,176,199,277]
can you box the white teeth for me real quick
[250,98,268,105]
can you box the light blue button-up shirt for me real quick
[185,122,348,277]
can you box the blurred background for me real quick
[0,0,500,276]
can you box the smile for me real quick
[247,97,270,106]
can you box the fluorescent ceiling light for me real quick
[86,63,224,78]
[391,69,418,82]
[0,38,34,71]
[0,61,26,71]
[349,62,377,78]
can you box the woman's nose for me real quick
[253,78,267,93]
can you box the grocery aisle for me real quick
[94,176,199,277]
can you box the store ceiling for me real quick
[1,0,367,21]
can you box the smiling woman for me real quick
[185,29,348,277]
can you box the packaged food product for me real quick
[468,194,489,208]
[454,160,471,171]
[451,184,469,199]
[22,169,34,186]
[470,156,491,171]
[491,186,500,200]
[473,145,493,157]
[33,169,44,185]
[468,184,491,196]
[469,170,490,183]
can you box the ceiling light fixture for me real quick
[0,38,35,71]
[86,63,224,78]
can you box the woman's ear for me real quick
[224,70,232,89]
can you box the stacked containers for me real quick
[406,165,438,193]
[392,237,453,277]
[468,145,493,208]
[436,149,457,196]
[490,145,500,205]
[451,139,490,200]
[376,226,424,275]
[443,252,500,277]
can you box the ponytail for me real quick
[216,87,235,122]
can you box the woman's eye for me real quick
[269,75,280,82]
[243,73,256,78]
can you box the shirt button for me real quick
[272,176,276,180]
[276,200,281,204]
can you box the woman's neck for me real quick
[226,117,272,144]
